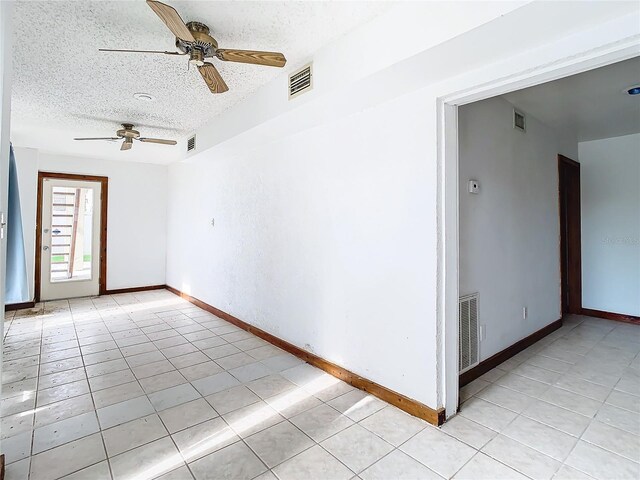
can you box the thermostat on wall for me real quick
[468,180,480,194]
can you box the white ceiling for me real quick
[10,0,390,164]
[502,56,640,143]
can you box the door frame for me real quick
[558,155,582,314]
[35,171,108,301]
[438,33,639,417]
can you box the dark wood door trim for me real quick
[35,171,109,301]
[558,155,582,314]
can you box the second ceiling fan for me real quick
[100,0,287,94]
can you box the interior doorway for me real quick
[440,44,639,417]
[559,155,582,315]
[36,172,108,301]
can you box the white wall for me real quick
[579,133,640,316]
[458,97,567,362]
[13,150,168,296]
[165,2,640,412]
[168,89,439,406]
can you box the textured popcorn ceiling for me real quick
[11,0,389,164]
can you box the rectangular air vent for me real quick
[289,63,312,99]
[459,293,479,373]
[187,135,196,152]
[514,109,526,133]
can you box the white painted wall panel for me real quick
[458,97,566,361]
[579,134,640,316]
[168,89,440,406]
[14,150,168,294]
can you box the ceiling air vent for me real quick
[459,293,479,373]
[514,109,526,133]
[289,63,312,100]
[187,135,196,152]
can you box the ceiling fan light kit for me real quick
[99,0,287,95]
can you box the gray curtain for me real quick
[5,144,29,304]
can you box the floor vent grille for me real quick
[459,293,479,373]
[289,63,312,99]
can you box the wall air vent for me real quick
[289,63,313,100]
[514,109,526,133]
[187,135,196,152]
[459,293,479,373]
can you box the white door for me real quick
[40,177,101,300]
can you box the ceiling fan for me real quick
[74,123,177,151]
[99,0,287,94]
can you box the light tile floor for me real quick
[1,290,639,479]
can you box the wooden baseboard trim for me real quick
[5,301,36,312]
[166,286,446,426]
[581,308,639,325]
[104,285,167,295]
[459,318,563,387]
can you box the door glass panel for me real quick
[50,186,94,282]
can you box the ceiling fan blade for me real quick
[138,138,177,145]
[198,62,229,94]
[121,140,133,151]
[216,49,286,67]
[146,0,195,42]
[74,137,120,141]
[99,48,185,56]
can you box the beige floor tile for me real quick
[189,440,267,480]
[61,460,112,480]
[159,398,218,433]
[92,380,145,409]
[605,389,640,414]
[172,417,239,463]
[245,420,314,468]
[36,378,90,407]
[327,389,387,422]
[88,369,136,391]
[565,440,640,480]
[205,385,261,415]
[32,411,100,454]
[290,404,354,442]
[223,401,286,438]
[452,452,529,480]
[102,413,168,456]
[595,403,640,435]
[38,367,86,390]
[401,426,476,478]
[440,414,497,449]
[97,395,155,429]
[522,399,591,437]
[110,436,183,480]
[475,385,535,413]
[359,406,426,446]
[272,445,353,480]
[502,416,578,461]
[581,420,640,461]
[247,374,299,400]
[177,359,220,379]
[139,370,188,394]
[321,423,393,473]
[29,433,106,480]
[482,434,561,480]
[360,449,443,480]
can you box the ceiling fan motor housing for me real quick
[116,123,140,139]
[176,21,218,59]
